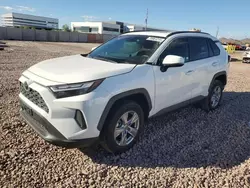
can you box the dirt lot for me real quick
[1,41,250,188]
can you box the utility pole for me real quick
[216,26,219,38]
[145,9,148,30]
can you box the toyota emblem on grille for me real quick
[23,81,30,91]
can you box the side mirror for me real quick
[161,55,185,72]
[91,46,97,51]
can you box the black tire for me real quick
[200,80,224,112]
[100,100,144,154]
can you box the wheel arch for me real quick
[209,71,227,91]
[97,88,152,131]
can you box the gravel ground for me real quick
[1,41,250,188]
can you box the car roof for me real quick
[123,30,218,41]
[123,31,173,38]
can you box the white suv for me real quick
[19,31,229,153]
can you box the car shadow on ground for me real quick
[79,91,250,169]
[231,58,242,62]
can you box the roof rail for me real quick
[166,31,210,37]
[123,29,172,34]
[123,30,211,38]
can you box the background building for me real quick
[71,22,120,35]
[71,21,170,35]
[1,12,58,29]
[106,21,127,33]
[125,24,166,32]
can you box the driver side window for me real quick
[158,38,189,64]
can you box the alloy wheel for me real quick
[114,111,140,146]
[211,86,222,108]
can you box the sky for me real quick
[0,0,249,39]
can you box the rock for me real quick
[88,179,95,185]
[245,175,250,186]
[1,41,250,188]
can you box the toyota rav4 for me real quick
[19,31,229,153]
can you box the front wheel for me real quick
[100,101,144,154]
[200,80,224,111]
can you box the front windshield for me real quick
[88,35,165,64]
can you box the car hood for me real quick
[27,54,136,84]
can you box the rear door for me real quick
[188,37,218,98]
[207,38,225,72]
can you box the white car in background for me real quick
[243,50,250,63]
[19,31,229,153]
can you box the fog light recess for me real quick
[75,110,87,130]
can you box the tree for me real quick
[62,24,70,32]
[22,26,30,29]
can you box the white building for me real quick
[71,22,120,35]
[1,12,58,29]
[125,25,145,32]
[125,24,166,32]
[71,21,171,35]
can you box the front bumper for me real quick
[19,73,111,141]
[20,100,98,148]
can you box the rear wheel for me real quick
[200,80,224,111]
[100,101,144,154]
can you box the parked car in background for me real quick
[235,44,242,50]
[240,45,246,51]
[227,43,245,51]
[243,50,250,63]
[19,30,230,153]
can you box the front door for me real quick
[153,37,194,113]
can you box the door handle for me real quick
[212,62,219,67]
[185,70,194,75]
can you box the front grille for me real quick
[21,107,48,137]
[20,82,49,113]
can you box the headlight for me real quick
[49,79,104,98]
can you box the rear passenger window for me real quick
[208,39,220,56]
[189,37,209,61]
[207,40,214,57]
